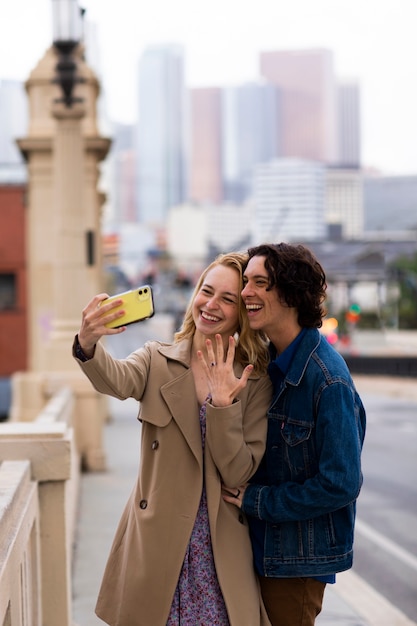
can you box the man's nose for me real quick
[241,283,251,297]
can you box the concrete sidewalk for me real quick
[72,379,416,626]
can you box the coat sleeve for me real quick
[73,339,153,401]
[205,374,272,487]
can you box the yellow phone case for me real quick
[101,285,154,329]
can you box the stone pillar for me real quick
[12,45,111,470]
[45,101,87,370]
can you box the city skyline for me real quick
[0,0,416,176]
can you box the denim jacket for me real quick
[243,328,366,577]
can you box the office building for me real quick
[336,80,361,168]
[259,48,337,164]
[137,44,186,225]
[222,82,279,203]
[0,183,28,416]
[106,122,136,228]
[326,167,364,239]
[252,158,327,243]
[189,87,223,203]
[364,174,417,233]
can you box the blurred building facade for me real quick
[0,183,27,416]
[364,174,417,234]
[166,202,252,269]
[222,82,279,203]
[259,48,337,164]
[189,87,223,203]
[136,44,187,225]
[336,80,361,168]
[326,167,364,239]
[252,158,327,243]
[106,122,136,228]
[0,80,29,416]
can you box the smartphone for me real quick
[100,285,155,329]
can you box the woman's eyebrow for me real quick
[203,282,238,300]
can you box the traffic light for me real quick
[345,303,361,324]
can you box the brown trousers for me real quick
[259,576,326,626]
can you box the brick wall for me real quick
[0,184,27,375]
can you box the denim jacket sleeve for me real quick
[242,377,366,523]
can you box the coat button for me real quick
[151,440,159,450]
[139,500,148,509]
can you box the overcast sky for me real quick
[1,0,416,175]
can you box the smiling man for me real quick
[223,242,366,626]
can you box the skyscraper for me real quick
[110,122,136,226]
[222,82,279,203]
[259,48,337,164]
[189,87,223,203]
[336,80,361,168]
[137,44,186,225]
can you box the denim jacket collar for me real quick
[284,327,322,387]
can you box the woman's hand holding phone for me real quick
[77,286,154,357]
[78,293,127,357]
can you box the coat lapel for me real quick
[158,340,203,466]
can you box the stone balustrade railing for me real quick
[0,387,79,626]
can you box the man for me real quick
[223,243,366,626]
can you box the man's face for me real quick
[241,255,286,336]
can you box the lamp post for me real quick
[52,0,84,106]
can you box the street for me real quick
[353,389,417,622]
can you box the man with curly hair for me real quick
[223,243,366,626]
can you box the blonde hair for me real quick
[174,252,269,375]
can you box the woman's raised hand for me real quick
[78,293,127,356]
[197,334,254,407]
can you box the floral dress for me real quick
[166,400,230,625]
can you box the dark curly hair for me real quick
[247,243,327,328]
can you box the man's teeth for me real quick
[246,304,262,310]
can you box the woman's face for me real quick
[192,265,240,339]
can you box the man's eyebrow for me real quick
[243,273,268,279]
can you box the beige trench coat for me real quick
[75,338,272,626]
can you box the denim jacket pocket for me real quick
[280,418,313,447]
[277,418,315,480]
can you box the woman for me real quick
[73,252,272,626]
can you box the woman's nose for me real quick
[206,296,219,308]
